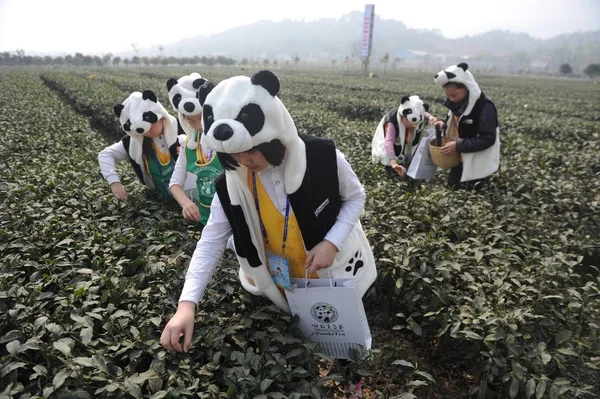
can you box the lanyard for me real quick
[200,149,214,164]
[196,130,214,163]
[251,171,291,255]
[449,115,461,137]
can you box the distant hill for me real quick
[125,11,599,73]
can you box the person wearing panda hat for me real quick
[371,95,436,177]
[433,63,500,190]
[98,90,182,199]
[165,73,223,226]
[161,70,376,395]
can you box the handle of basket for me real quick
[435,123,443,147]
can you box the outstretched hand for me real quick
[110,182,127,200]
[391,163,406,176]
[160,301,195,353]
[182,201,200,222]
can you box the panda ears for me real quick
[192,78,206,89]
[400,96,410,105]
[423,103,430,112]
[166,78,178,92]
[457,62,469,71]
[113,104,124,117]
[142,90,158,103]
[251,70,280,96]
[197,80,215,106]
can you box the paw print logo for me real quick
[345,251,364,276]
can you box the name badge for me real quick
[463,119,474,124]
[267,252,292,290]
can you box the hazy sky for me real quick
[1,0,598,54]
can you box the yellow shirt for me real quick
[248,171,319,280]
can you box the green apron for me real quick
[144,141,175,199]
[184,133,223,225]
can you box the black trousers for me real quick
[448,163,489,191]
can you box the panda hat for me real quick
[398,95,428,127]
[113,90,178,166]
[201,70,306,193]
[434,62,481,116]
[166,73,214,150]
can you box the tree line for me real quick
[0,51,237,67]
[559,62,600,78]
[2,50,599,78]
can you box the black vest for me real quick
[121,135,180,185]
[215,134,342,268]
[448,93,499,139]
[382,109,422,157]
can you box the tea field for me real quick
[1,66,599,398]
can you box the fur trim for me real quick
[371,117,408,166]
[223,166,291,312]
[460,127,500,181]
[178,113,198,150]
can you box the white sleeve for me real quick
[324,149,366,250]
[98,141,130,185]
[178,193,233,304]
[168,149,187,189]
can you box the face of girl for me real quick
[184,113,203,131]
[443,86,468,103]
[401,116,418,128]
[231,149,270,172]
[144,118,164,138]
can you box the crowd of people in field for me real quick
[98,64,499,397]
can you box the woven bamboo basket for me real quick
[429,136,461,169]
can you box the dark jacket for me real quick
[445,93,498,154]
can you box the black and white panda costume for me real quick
[166,73,212,150]
[371,95,429,166]
[166,73,225,226]
[98,90,180,193]
[178,70,377,313]
[434,63,500,185]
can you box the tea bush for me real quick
[0,71,322,398]
[1,67,599,398]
